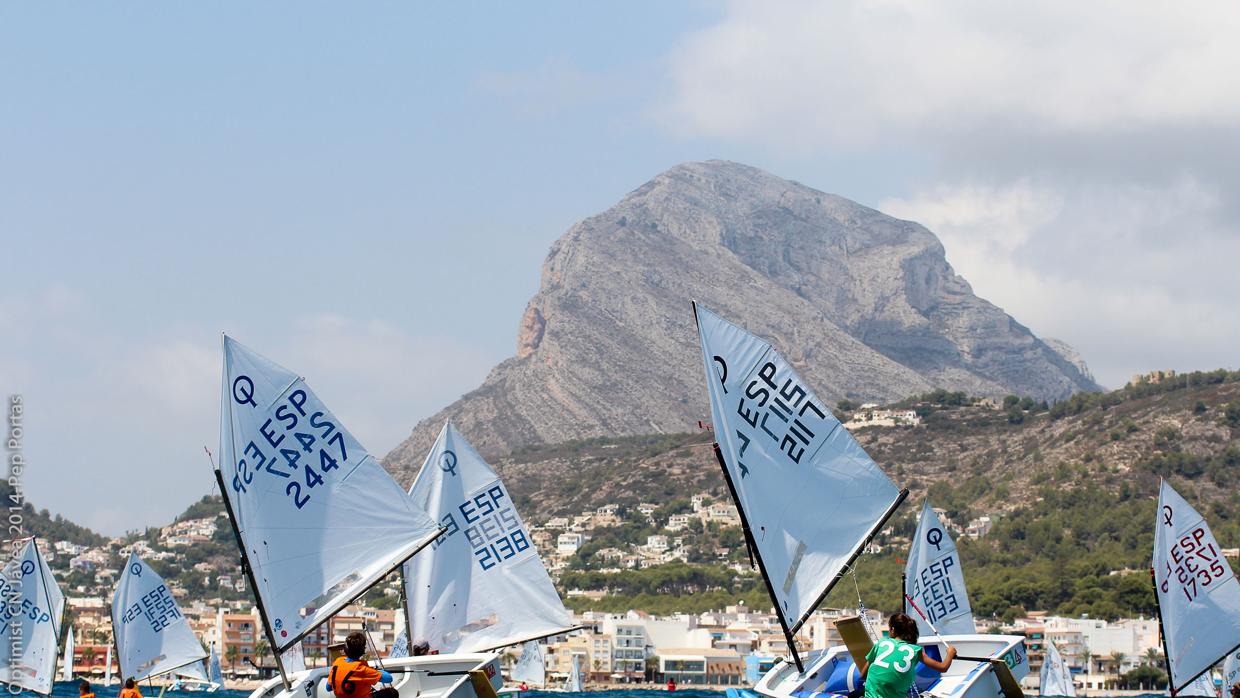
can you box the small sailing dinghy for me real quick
[1180,672,1221,698]
[1152,479,1240,696]
[499,641,562,694]
[62,625,76,682]
[112,553,208,684]
[905,501,976,637]
[168,646,224,692]
[403,421,577,654]
[1224,650,1240,696]
[692,303,1029,698]
[217,337,503,698]
[564,654,584,693]
[0,538,64,696]
[1038,642,1075,698]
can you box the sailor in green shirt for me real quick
[860,613,957,698]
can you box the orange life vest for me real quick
[81,693,96,698]
[120,688,143,698]
[330,657,384,697]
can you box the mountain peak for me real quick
[385,161,1098,473]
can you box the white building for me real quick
[557,533,586,555]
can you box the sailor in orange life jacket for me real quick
[329,632,394,697]
[78,680,96,698]
[119,678,143,698]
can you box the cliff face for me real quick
[385,160,1099,474]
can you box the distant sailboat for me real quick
[510,642,547,688]
[104,645,113,686]
[1224,650,1240,695]
[905,501,976,637]
[216,336,504,698]
[403,421,576,654]
[1039,642,1076,697]
[1152,480,1240,694]
[62,625,76,682]
[1180,672,1219,697]
[0,538,65,696]
[112,553,207,682]
[564,654,584,693]
[208,645,224,686]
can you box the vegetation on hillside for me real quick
[22,370,1240,625]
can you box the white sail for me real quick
[1039,641,1076,697]
[61,625,76,682]
[1153,480,1240,693]
[1225,649,1240,696]
[281,643,306,673]
[208,645,224,685]
[692,303,905,632]
[104,645,113,686]
[388,630,409,659]
[905,501,975,636]
[1182,672,1219,697]
[176,660,210,682]
[565,654,583,692]
[404,421,575,653]
[217,335,442,652]
[0,539,65,695]
[112,553,207,681]
[510,642,545,687]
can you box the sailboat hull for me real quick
[247,654,502,698]
[753,634,1028,698]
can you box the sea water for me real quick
[34,685,730,698]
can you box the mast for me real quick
[1152,567,1176,697]
[712,444,805,672]
[35,539,64,696]
[214,468,290,690]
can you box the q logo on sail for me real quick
[232,375,256,407]
[441,450,458,477]
[926,527,943,551]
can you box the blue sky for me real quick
[4,2,1237,534]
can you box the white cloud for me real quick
[662,0,1240,148]
[1,288,493,535]
[661,1,1240,386]
[881,177,1240,387]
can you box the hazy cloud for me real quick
[662,0,1240,385]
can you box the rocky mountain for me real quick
[386,160,1100,472]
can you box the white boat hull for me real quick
[753,634,1029,698]
[246,654,503,698]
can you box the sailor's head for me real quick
[412,640,431,656]
[79,680,91,694]
[888,613,919,644]
[124,679,136,690]
[345,631,368,660]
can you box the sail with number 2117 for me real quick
[692,302,907,671]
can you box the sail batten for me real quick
[403,421,575,654]
[217,335,442,654]
[0,539,64,695]
[692,303,905,656]
[1153,479,1240,694]
[112,553,207,682]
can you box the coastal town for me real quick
[46,492,1167,693]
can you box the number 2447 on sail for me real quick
[232,410,349,510]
